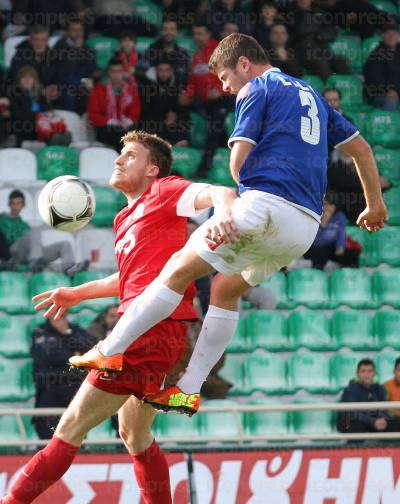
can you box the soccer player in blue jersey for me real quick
[59,33,387,416]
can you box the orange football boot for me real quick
[144,386,200,416]
[68,345,123,373]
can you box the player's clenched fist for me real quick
[356,202,388,232]
[32,287,82,320]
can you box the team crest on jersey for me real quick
[237,82,251,101]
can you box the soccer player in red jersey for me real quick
[1,131,236,504]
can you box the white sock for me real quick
[177,305,239,394]
[101,281,183,356]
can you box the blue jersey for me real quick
[229,67,359,220]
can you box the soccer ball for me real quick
[38,175,96,232]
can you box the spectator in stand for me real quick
[88,58,141,151]
[324,88,391,223]
[336,358,392,434]
[87,305,120,342]
[364,23,400,111]
[20,0,70,30]
[2,11,28,39]
[142,19,190,88]
[210,0,249,40]
[253,0,281,48]
[140,61,190,146]
[266,22,304,77]
[0,190,88,275]
[181,22,233,176]
[0,69,11,145]
[286,0,349,80]
[10,25,59,104]
[220,21,240,39]
[116,32,141,83]
[384,357,400,432]
[304,195,360,269]
[53,17,97,115]
[31,313,97,439]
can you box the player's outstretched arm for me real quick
[193,184,239,243]
[339,135,388,231]
[32,272,120,320]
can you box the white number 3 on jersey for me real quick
[299,90,320,145]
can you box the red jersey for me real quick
[184,39,225,103]
[114,176,205,320]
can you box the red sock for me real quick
[7,436,79,503]
[131,440,172,504]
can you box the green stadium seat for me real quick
[209,148,235,186]
[30,272,70,300]
[288,352,331,393]
[330,268,373,308]
[0,317,29,358]
[85,418,115,445]
[366,111,400,149]
[176,36,197,56]
[243,353,289,394]
[373,269,400,308]
[245,400,290,437]
[0,359,30,401]
[37,146,79,181]
[374,311,400,350]
[133,0,163,28]
[375,351,397,382]
[27,315,45,335]
[225,111,235,137]
[287,269,329,309]
[71,272,119,313]
[369,0,398,15]
[200,400,241,439]
[260,271,288,309]
[345,226,375,266]
[226,318,248,353]
[326,75,363,107]
[0,272,30,314]
[362,36,381,63]
[384,188,400,225]
[373,227,400,266]
[330,353,361,392]
[373,147,400,183]
[154,410,201,439]
[72,311,98,329]
[20,359,34,399]
[0,414,22,445]
[135,37,154,54]
[219,355,245,395]
[171,147,202,178]
[288,311,332,351]
[247,311,290,352]
[190,112,207,149]
[342,109,367,137]
[91,186,121,227]
[302,74,325,94]
[331,310,374,350]
[292,401,333,435]
[330,35,362,73]
[87,37,119,70]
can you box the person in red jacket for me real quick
[88,57,141,150]
[181,22,234,177]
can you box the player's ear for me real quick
[237,56,250,73]
[148,164,160,178]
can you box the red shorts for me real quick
[87,319,188,398]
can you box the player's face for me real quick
[217,64,249,95]
[110,142,158,193]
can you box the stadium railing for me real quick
[2,402,400,448]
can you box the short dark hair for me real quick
[121,130,172,178]
[108,57,123,69]
[193,21,211,32]
[395,357,400,369]
[9,190,25,202]
[30,25,49,36]
[209,33,269,73]
[357,358,375,372]
[120,31,136,42]
[382,23,398,33]
[323,87,342,99]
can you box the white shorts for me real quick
[188,190,320,286]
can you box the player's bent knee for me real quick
[119,425,153,454]
[55,408,90,445]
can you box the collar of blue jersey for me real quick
[262,67,281,76]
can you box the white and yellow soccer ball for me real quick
[38,175,96,232]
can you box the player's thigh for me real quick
[118,396,156,454]
[55,379,130,445]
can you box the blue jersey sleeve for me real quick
[321,98,359,148]
[228,81,267,149]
